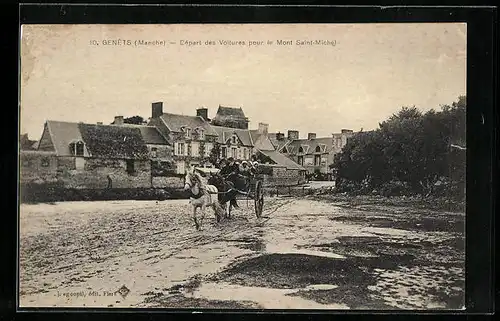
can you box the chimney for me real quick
[341,129,353,134]
[114,116,124,125]
[196,108,209,121]
[276,132,285,141]
[152,102,163,118]
[97,122,103,125]
[287,130,299,140]
[308,133,316,140]
[258,123,269,135]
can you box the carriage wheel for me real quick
[254,181,264,218]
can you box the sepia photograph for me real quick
[19,23,466,310]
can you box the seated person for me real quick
[225,157,245,191]
[218,158,231,176]
[239,161,251,188]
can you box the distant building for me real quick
[270,129,355,179]
[22,120,170,188]
[210,105,249,129]
[19,133,37,151]
[147,102,220,174]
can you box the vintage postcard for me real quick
[19,23,466,309]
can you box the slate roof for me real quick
[210,125,253,146]
[267,133,289,151]
[78,123,150,159]
[214,106,246,118]
[45,121,85,156]
[258,150,306,171]
[159,113,218,136]
[249,130,275,151]
[285,137,333,155]
[43,120,165,159]
[117,124,169,145]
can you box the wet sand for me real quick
[19,196,464,309]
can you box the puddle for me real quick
[188,282,349,309]
[304,284,338,291]
[329,215,464,233]
[265,245,346,259]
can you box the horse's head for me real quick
[183,169,195,191]
[185,168,206,192]
[207,172,222,186]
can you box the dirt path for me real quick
[19,196,464,309]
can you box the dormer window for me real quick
[315,146,322,153]
[298,146,304,154]
[198,128,205,140]
[232,135,237,145]
[69,140,85,157]
[184,127,192,139]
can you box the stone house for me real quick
[210,122,275,161]
[23,120,169,188]
[19,133,38,151]
[255,149,307,186]
[210,105,249,129]
[147,102,220,174]
[270,129,354,179]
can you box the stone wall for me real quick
[19,151,58,183]
[152,176,184,189]
[147,144,171,159]
[58,158,151,189]
[261,166,306,187]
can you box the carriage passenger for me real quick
[218,158,231,176]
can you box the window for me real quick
[41,157,50,167]
[298,146,304,154]
[314,155,321,166]
[221,146,227,158]
[232,147,237,158]
[70,140,85,156]
[232,135,237,144]
[176,143,185,156]
[184,127,192,139]
[315,146,322,153]
[151,147,158,158]
[298,156,304,166]
[243,148,248,159]
[126,159,135,174]
[191,142,199,157]
[205,143,212,154]
[199,129,205,140]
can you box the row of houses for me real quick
[23,102,351,189]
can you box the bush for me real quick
[19,183,189,203]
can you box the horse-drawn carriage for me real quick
[193,166,265,218]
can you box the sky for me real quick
[20,23,466,140]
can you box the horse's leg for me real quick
[193,206,200,230]
[213,201,222,223]
[199,203,206,230]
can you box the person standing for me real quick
[107,174,113,189]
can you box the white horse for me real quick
[183,167,225,230]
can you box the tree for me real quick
[111,116,146,125]
[124,116,146,125]
[208,142,221,167]
[332,96,466,198]
[20,133,37,150]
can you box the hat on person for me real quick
[241,161,248,165]
[252,161,259,166]
[228,157,234,162]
